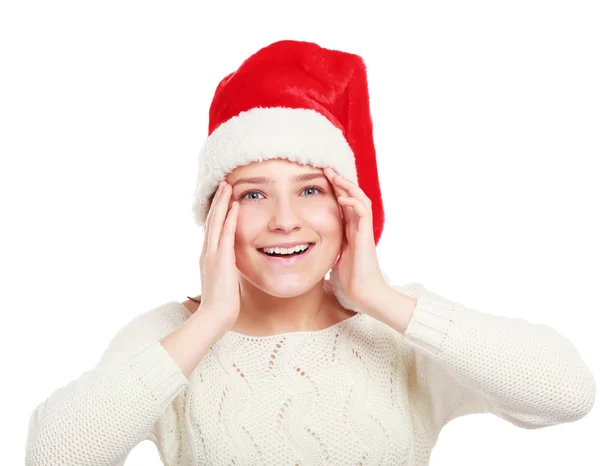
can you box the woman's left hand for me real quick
[323,166,388,310]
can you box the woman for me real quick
[26,39,595,466]
[196,157,361,338]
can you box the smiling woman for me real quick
[25,38,595,466]
[184,152,358,336]
[200,157,350,335]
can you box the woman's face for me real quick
[224,158,344,297]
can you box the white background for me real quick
[2,1,598,464]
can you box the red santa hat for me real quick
[191,39,389,310]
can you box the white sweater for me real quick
[25,282,596,465]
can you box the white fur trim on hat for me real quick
[191,106,358,229]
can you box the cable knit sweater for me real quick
[25,282,596,465]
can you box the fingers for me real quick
[338,195,368,217]
[220,201,239,254]
[323,167,350,198]
[323,167,372,208]
[201,181,225,260]
[206,181,225,232]
[323,167,356,223]
[207,182,234,255]
[323,167,374,229]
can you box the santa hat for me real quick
[191,39,390,311]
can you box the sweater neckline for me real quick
[173,301,362,341]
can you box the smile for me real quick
[257,243,315,265]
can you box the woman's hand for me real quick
[323,167,388,310]
[198,180,241,329]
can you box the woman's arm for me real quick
[391,282,596,435]
[25,303,191,466]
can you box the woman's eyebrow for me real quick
[231,173,326,187]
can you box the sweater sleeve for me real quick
[25,302,190,466]
[395,282,596,436]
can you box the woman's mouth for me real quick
[258,243,315,265]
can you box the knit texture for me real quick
[25,283,596,465]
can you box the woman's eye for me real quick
[240,191,264,201]
[239,186,325,201]
[301,186,324,196]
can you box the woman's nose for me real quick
[267,199,302,232]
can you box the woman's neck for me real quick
[233,278,345,336]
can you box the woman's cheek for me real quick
[310,202,343,222]
[235,202,254,220]
[234,203,264,234]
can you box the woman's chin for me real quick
[261,278,311,297]
[249,272,320,298]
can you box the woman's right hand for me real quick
[198,180,241,329]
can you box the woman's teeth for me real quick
[261,244,311,256]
